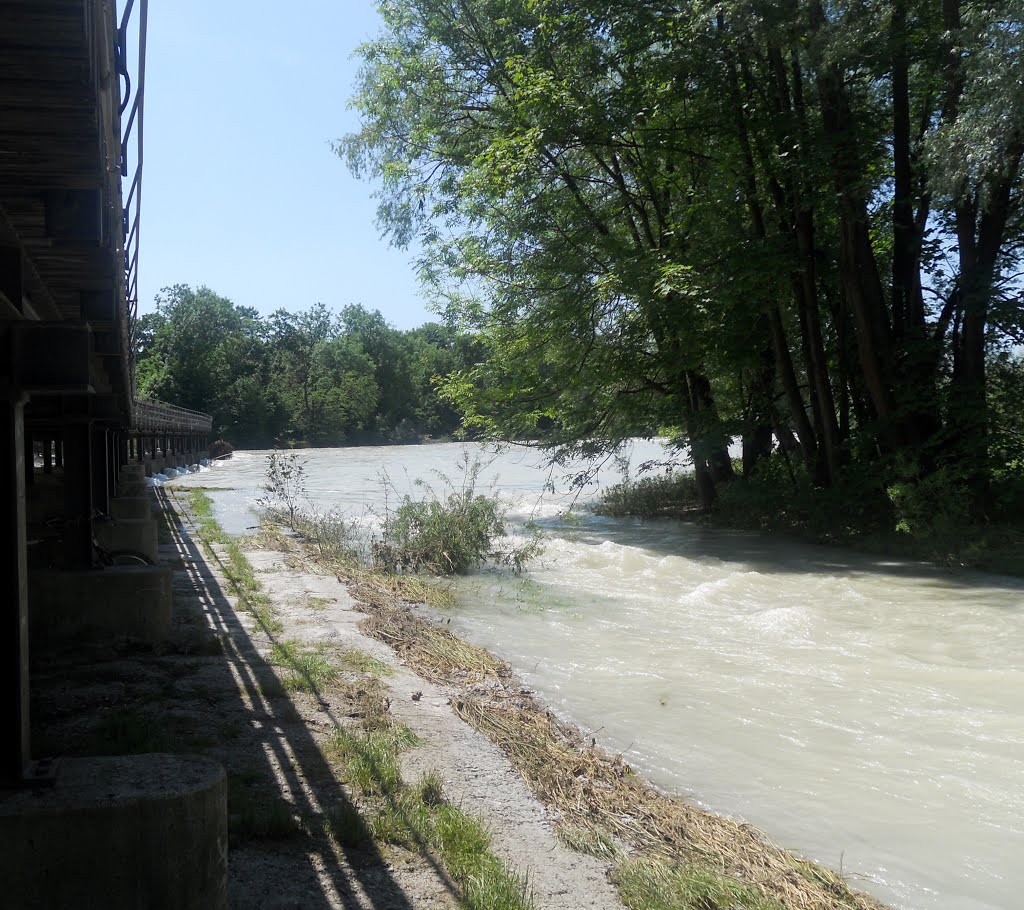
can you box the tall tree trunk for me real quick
[763,43,842,483]
[768,304,819,473]
[792,208,841,484]
[891,0,917,343]
[687,370,735,485]
[810,1,900,447]
[722,33,819,476]
[742,341,776,478]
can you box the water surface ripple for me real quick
[175,442,1024,910]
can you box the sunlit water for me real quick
[171,442,1024,910]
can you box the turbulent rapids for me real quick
[173,441,1024,910]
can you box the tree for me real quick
[345,0,1024,512]
[139,285,281,444]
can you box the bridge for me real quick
[1,2,224,902]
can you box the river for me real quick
[168,441,1024,910]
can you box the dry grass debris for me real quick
[345,589,886,910]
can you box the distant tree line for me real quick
[135,284,481,447]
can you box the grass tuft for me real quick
[324,800,371,848]
[418,769,446,807]
[556,824,620,860]
[337,648,394,677]
[271,639,339,692]
[612,857,785,910]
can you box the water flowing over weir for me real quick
[173,442,1024,910]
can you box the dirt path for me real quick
[243,547,624,909]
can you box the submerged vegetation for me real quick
[593,459,1024,574]
[257,450,543,577]
[374,453,543,575]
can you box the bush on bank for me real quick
[594,453,1024,575]
[256,451,543,577]
[373,456,543,575]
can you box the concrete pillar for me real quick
[62,421,93,569]
[109,496,151,521]
[119,463,145,483]
[54,436,63,470]
[42,438,53,474]
[90,425,109,517]
[117,480,147,498]
[1,393,31,787]
[94,519,158,564]
[0,754,228,910]
[30,565,171,642]
[24,429,33,487]
[108,431,120,500]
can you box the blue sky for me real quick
[139,1,432,329]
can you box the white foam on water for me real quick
[171,441,1024,910]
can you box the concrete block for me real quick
[110,495,150,520]
[117,480,148,498]
[30,565,172,643]
[93,518,158,564]
[119,463,145,482]
[0,754,227,910]
[25,482,65,524]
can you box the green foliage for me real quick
[330,725,420,797]
[345,0,1024,522]
[324,801,371,848]
[228,776,304,845]
[612,857,784,910]
[271,639,339,693]
[595,473,700,519]
[135,287,479,447]
[257,452,308,529]
[373,454,543,575]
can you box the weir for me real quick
[0,1,224,904]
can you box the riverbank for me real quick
[174,486,889,909]
[30,478,897,908]
[594,471,1024,578]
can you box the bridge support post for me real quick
[62,421,94,569]
[1,392,32,788]
[24,430,33,487]
[91,426,109,518]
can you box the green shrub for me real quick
[257,452,308,529]
[373,454,543,575]
[594,472,700,518]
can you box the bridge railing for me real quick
[132,397,213,434]
[116,0,148,367]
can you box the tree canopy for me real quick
[135,285,480,447]
[345,0,1024,514]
